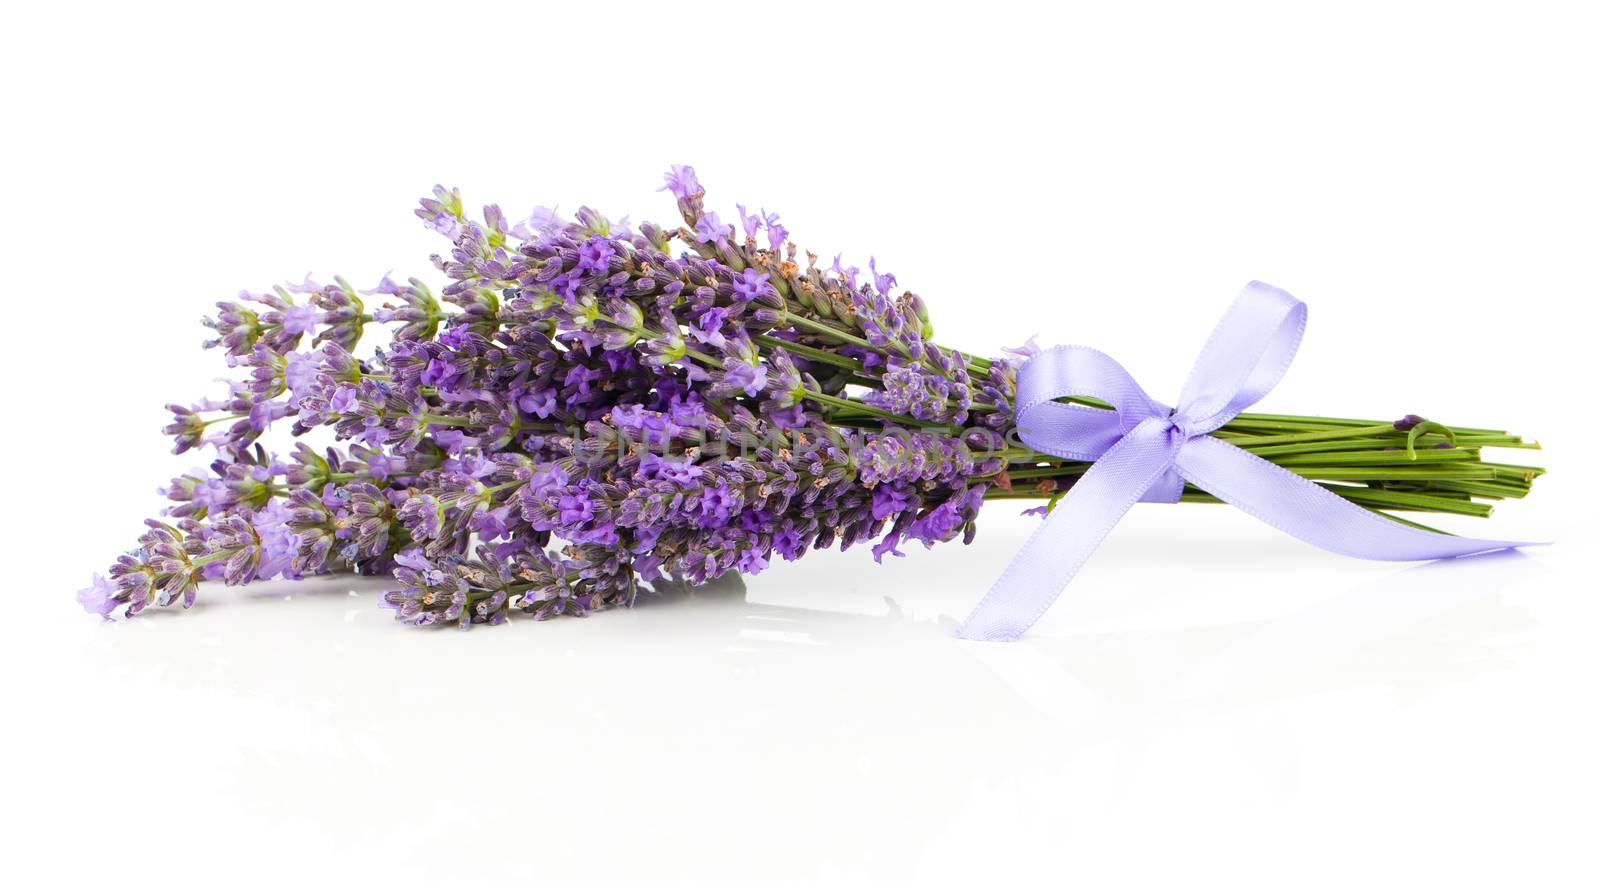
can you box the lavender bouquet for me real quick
[80,166,1543,632]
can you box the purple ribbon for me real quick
[957,281,1537,642]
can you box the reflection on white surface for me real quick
[19,509,1580,880]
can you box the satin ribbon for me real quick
[956,281,1537,642]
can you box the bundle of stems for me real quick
[991,409,1540,531]
[752,312,1540,532]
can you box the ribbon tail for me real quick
[957,420,1182,642]
[1174,435,1541,560]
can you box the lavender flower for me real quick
[83,165,1540,628]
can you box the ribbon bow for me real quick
[957,281,1535,642]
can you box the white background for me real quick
[4,2,1598,878]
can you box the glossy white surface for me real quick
[7,2,1599,878]
[16,507,1599,879]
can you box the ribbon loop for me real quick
[1013,346,1168,461]
[956,281,1537,642]
[1176,281,1307,434]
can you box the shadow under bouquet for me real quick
[81,166,1543,638]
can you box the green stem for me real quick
[753,334,862,371]
[426,414,474,428]
[783,313,877,350]
[802,389,949,431]
[1228,424,1397,447]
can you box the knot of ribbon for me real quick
[957,281,1536,642]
